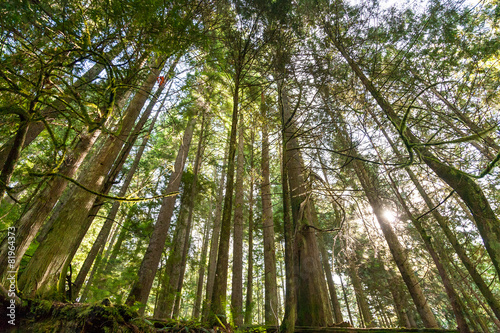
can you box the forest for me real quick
[0,0,499,332]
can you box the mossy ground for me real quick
[1,299,458,333]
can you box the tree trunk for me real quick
[72,107,160,299]
[389,175,470,332]
[17,64,162,299]
[0,128,100,281]
[0,45,124,170]
[202,133,229,322]
[126,111,198,308]
[260,96,279,326]
[244,130,255,325]
[209,71,240,326]
[231,114,245,327]
[280,80,332,326]
[192,211,210,319]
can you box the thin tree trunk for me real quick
[231,115,245,327]
[0,117,28,200]
[331,119,438,327]
[318,235,344,323]
[244,130,255,325]
[126,111,198,308]
[338,269,354,325]
[347,253,375,328]
[209,70,240,326]
[192,212,210,319]
[260,96,279,326]
[0,45,124,170]
[202,133,229,322]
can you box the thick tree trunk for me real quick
[332,37,500,278]
[126,112,198,308]
[231,115,245,327]
[244,131,255,325]
[209,73,240,326]
[280,81,332,327]
[260,97,279,326]
[18,65,162,299]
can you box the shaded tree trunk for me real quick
[72,106,161,299]
[192,211,210,319]
[318,235,344,323]
[0,117,28,200]
[244,130,255,325]
[209,69,240,326]
[231,115,245,327]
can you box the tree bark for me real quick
[370,110,500,322]
[72,107,160,299]
[192,211,210,319]
[318,235,344,323]
[0,117,28,200]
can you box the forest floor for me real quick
[0,299,459,333]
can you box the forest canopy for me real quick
[0,0,499,332]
